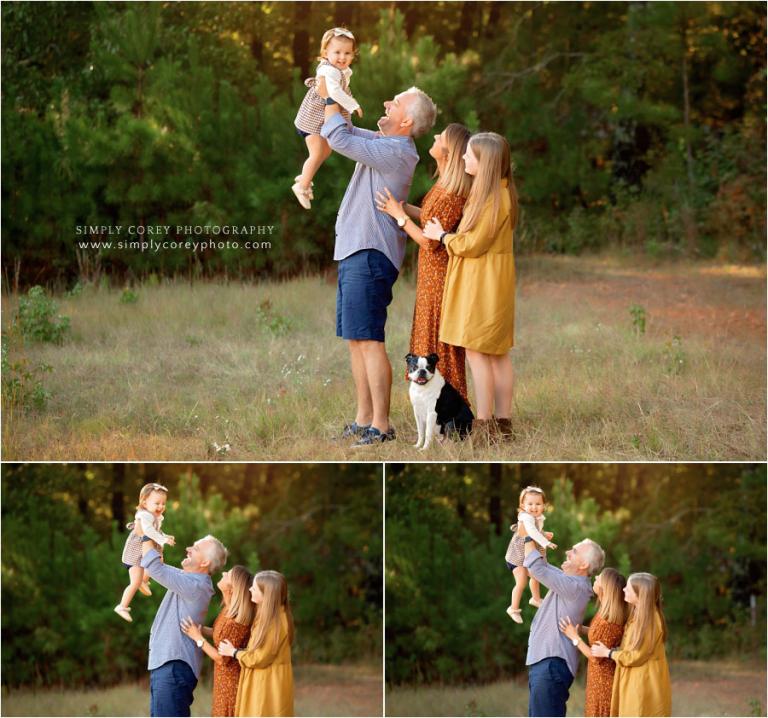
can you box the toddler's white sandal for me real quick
[114,605,133,622]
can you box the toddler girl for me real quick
[293,27,363,209]
[504,485,557,623]
[114,482,175,622]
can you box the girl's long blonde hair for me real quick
[623,572,667,652]
[435,123,472,199]
[250,570,295,652]
[596,568,628,626]
[458,132,518,234]
[225,565,256,626]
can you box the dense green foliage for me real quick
[2,2,765,286]
[14,286,71,343]
[1,463,382,687]
[386,463,766,685]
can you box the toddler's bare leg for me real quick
[530,576,542,602]
[299,135,332,188]
[120,566,145,608]
[510,566,529,610]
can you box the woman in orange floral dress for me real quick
[376,123,473,403]
[181,565,254,717]
[559,567,628,717]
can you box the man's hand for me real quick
[316,76,329,99]
[517,522,529,538]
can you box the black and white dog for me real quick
[406,353,474,450]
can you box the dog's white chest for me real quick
[410,371,445,417]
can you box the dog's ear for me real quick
[427,353,439,366]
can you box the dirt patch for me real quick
[520,260,766,339]
[670,659,766,716]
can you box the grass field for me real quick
[2,255,765,460]
[1,663,382,717]
[385,658,767,717]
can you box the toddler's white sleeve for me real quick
[316,65,360,114]
[519,512,551,549]
[137,511,170,546]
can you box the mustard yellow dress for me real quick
[439,180,515,355]
[610,613,671,717]
[234,610,294,717]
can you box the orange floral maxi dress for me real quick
[585,615,625,717]
[408,183,469,403]
[212,611,252,717]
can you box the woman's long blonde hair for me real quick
[458,132,518,234]
[250,570,295,651]
[623,572,667,652]
[225,565,256,626]
[435,123,472,199]
[596,568,628,626]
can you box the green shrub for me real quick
[1,336,52,411]
[119,288,139,304]
[15,286,70,343]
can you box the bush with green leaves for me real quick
[14,286,70,343]
[1,335,52,411]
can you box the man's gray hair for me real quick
[402,86,437,138]
[200,534,228,574]
[580,539,605,576]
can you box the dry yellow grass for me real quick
[1,662,382,717]
[385,658,766,717]
[3,256,765,460]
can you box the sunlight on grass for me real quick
[1,663,382,717]
[385,658,766,717]
[2,257,765,460]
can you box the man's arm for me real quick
[141,546,202,599]
[523,545,581,598]
[321,113,404,173]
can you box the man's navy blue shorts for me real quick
[336,249,399,342]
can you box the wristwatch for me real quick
[233,649,239,660]
[325,97,339,106]
[524,536,534,543]
[196,638,204,648]
[439,231,448,245]
[397,215,408,228]
[571,637,579,647]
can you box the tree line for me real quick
[2,2,765,288]
[385,463,766,684]
[1,463,382,687]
